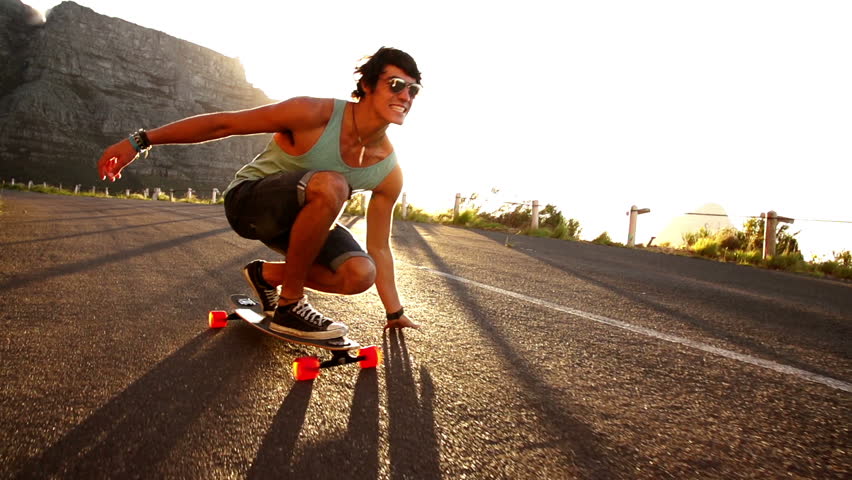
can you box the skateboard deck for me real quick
[207,294,381,380]
[227,294,360,350]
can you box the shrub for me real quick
[552,218,581,240]
[818,261,838,276]
[834,250,852,267]
[592,232,613,246]
[454,209,479,226]
[764,252,805,271]
[682,225,713,247]
[734,250,763,265]
[691,238,720,258]
[523,228,551,238]
[716,228,742,251]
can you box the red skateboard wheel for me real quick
[358,346,382,369]
[292,356,321,381]
[208,310,228,329]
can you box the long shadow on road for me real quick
[398,224,644,478]
[12,328,269,479]
[248,369,382,479]
[0,226,234,292]
[383,329,441,480]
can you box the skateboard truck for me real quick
[292,346,381,381]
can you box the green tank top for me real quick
[224,99,398,196]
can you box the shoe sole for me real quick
[268,322,349,340]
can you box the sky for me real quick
[25,0,852,258]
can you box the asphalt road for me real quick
[1,189,850,479]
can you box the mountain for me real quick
[0,0,273,193]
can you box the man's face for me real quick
[366,65,421,125]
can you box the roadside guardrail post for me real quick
[761,210,795,258]
[453,193,461,221]
[401,192,408,220]
[531,200,540,230]
[627,205,651,247]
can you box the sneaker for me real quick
[269,296,348,340]
[242,260,279,315]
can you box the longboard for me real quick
[228,294,360,350]
[207,294,381,380]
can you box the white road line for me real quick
[407,263,852,394]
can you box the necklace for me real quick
[351,103,366,166]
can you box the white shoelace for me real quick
[291,298,330,327]
[261,286,279,306]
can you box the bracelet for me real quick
[127,134,141,152]
[137,129,151,149]
[386,307,404,321]
[128,129,152,153]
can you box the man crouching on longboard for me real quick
[97,47,421,337]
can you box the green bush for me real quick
[552,218,581,240]
[682,225,713,247]
[592,232,613,246]
[764,252,805,271]
[818,261,839,276]
[523,228,551,238]
[691,238,720,258]
[716,228,742,251]
[734,250,763,265]
[454,209,479,226]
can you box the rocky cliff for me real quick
[0,0,273,193]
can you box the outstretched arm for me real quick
[97,97,329,181]
[367,165,420,330]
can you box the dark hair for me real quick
[351,47,422,100]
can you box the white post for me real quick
[169,189,175,202]
[211,188,219,203]
[763,210,778,259]
[74,185,80,194]
[105,187,109,196]
[125,189,130,197]
[531,200,540,230]
[10,178,14,185]
[186,188,193,200]
[153,187,161,200]
[453,193,461,221]
[401,192,408,220]
[28,181,33,190]
[144,188,149,199]
[627,205,651,247]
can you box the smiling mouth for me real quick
[390,105,407,114]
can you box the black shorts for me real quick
[224,170,370,271]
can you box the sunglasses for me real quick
[387,77,422,98]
